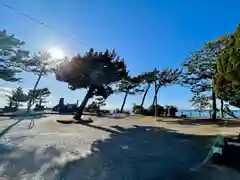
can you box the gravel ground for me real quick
[0,115,240,180]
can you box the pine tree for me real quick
[217,24,240,85]
[213,25,240,108]
[138,71,155,108]
[0,30,29,81]
[5,87,28,109]
[55,48,128,120]
[182,36,230,120]
[152,68,181,106]
[117,76,143,112]
[27,88,51,107]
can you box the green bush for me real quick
[147,104,164,116]
[132,104,178,117]
[132,104,144,114]
[169,106,178,117]
[132,104,164,116]
[114,108,121,113]
[164,105,178,117]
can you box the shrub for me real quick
[147,104,164,116]
[132,104,145,114]
[114,108,121,113]
[164,105,178,117]
[3,106,17,112]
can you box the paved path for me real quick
[0,115,239,179]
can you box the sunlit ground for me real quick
[0,115,240,179]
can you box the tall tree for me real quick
[217,25,240,85]
[214,73,240,108]
[138,71,155,108]
[211,25,240,108]
[117,76,143,112]
[152,68,181,106]
[27,88,51,107]
[55,48,128,120]
[6,87,28,109]
[189,94,211,116]
[26,52,56,111]
[182,36,230,120]
[0,30,29,81]
[37,88,51,106]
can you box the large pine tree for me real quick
[55,48,128,120]
[213,25,240,108]
[217,24,240,85]
[182,36,230,120]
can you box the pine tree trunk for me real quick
[154,69,158,117]
[212,90,217,121]
[16,103,19,109]
[74,87,94,120]
[152,96,155,107]
[39,98,42,106]
[120,91,128,113]
[27,67,44,111]
[140,84,150,108]
[9,101,13,108]
[152,86,160,107]
[221,99,224,117]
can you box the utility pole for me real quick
[154,68,158,117]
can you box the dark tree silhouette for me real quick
[25,52,57,111]
[117,76,143,112]
[0,30,29,82]
[217,24,240,85]
[189,94,211,116]
[55,48,128,120]
[5,87,28,110]
[138,71,155,108]
[212,25,240,108]
[182,36,230,120]
[28,88,51,107]
[152,68,181,106]
[0,30,55,111]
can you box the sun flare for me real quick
[49,47,64,59]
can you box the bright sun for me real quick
[49,47,64,59]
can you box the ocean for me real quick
[178,110,240,118]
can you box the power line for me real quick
[2,2,91,48]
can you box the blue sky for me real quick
[0,0,240,110]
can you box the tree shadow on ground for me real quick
[1,122,239,179]
[56,119,119,134]
[55,125,214,180]
[0,142,61,179]
[0,114,48,139]
[157,117,240,127]
[96,114,131,119]
[81,112,130,119]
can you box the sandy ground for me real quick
[0,114,240,180]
